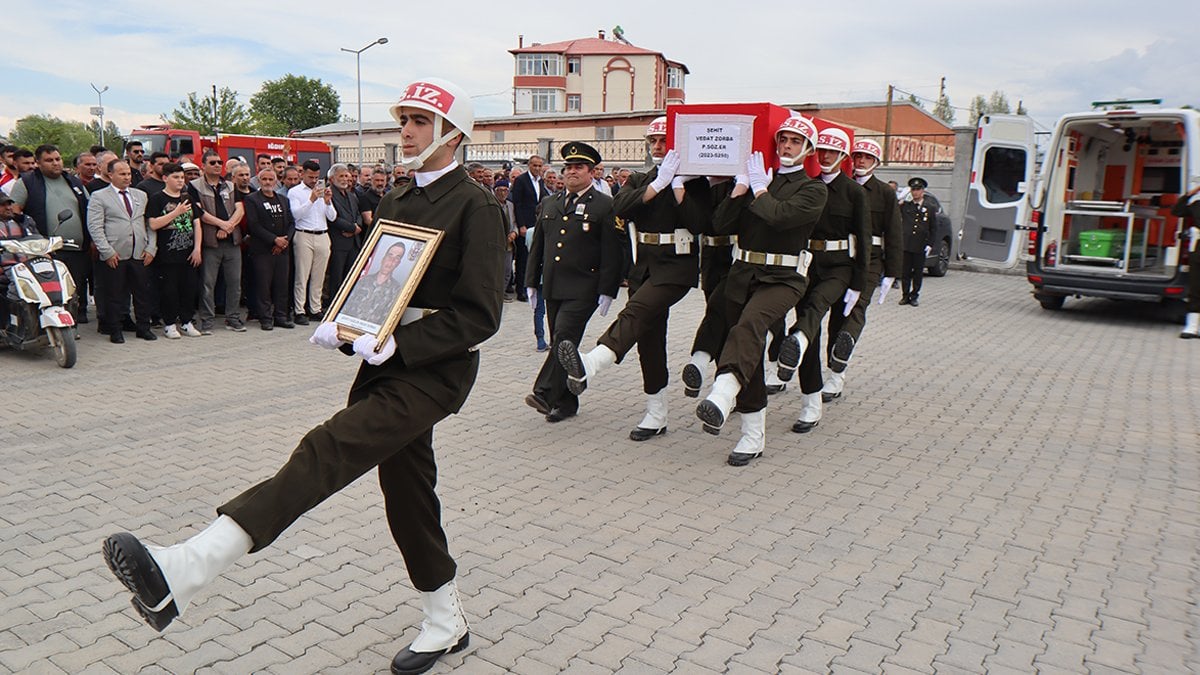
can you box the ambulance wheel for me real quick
[49,326,77,368]
[1037,295,1065,311]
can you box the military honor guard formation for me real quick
[94,76,959,674]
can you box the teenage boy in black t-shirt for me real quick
[147,163,203,339]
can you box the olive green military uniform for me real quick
[526,186,622,416]
[218,165,506,592]
[593,169,710,394]
[707,170,827,413]
[688,179,735,360]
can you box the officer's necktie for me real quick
[565,192,577,212]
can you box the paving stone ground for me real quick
[0,270,1196,674]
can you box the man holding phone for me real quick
[288,160,336,324]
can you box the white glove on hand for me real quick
[309,322,345,350]
[734,174,750,190]
[747,152,771,194]
[877,276,895,304]
[1189,226,1199,253]
[597,295,614,317]
[527,287,538,310]
[672,176,694,190]
[353,333,396,366]
[924,245,932,256]
[841,289,861,316]
[649,149,680,192]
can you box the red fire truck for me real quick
[126,125,333,168]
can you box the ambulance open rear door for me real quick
[960,114,1036,266]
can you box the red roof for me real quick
[510,37,658,57]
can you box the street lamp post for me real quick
[340,37,389,165]
[90,83,109,147]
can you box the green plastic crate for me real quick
[1077,229,1142,258]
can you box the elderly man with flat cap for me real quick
[525,141,622,423]
[899,176,938,306]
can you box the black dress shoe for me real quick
[101,532,178,632]
[109,332,125,344]
[821,391,842,403]
[556,340,587,395]
[727,450,762,467]
[391,633,469,675]
[909,297,919,307]
[791,419,819,433]
[765,383,786,395]
[260,320,274,331]
[524,393,551,415]
[293,313,310,326]
[776,334,801,382]
[830,331,855,373]
[629,426,666,441]
[681,363,703,398]
[136,329,158,341]
[545,408,576,423]
[274,319,295,329]
[898,296,910,306]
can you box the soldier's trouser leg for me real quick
[597,280,690,395]
[700,246,733,299]
[716,283,803,413]
[378,428,456,591]
[790,266,853,343]
[217,365,462,591]
[799,322,824,395]
[1188,259,1200,313]
[901,251,923,299]
[690,277,729,357]
[828,266,881,359]
[533,298,595,413]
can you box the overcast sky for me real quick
[4,1,1197,139]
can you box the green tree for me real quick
[9,115,102,159]
[165,87,254,135]
[932,93,955,125]
[84,120,126,153]
[906,93,925,110]
[969,90,1019,125]
[249,74,341,135]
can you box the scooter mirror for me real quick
[56,210,73,224]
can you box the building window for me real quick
[530,89,559,113]
[596,126,615,141]
[567,95,581,112]
[491,130,505,143]
[667,66,684,89]
[567,57,581,74]
[517,53,563,76]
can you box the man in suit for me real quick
[510,154,547,302]
[525,142,622,423]
[324,163,363,308]
[899,177,938,306]
[86,159,156,343]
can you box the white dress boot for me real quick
[765,360,787,394]
[682,350,712,398]
[696,372,741,433]
[792,392,823,433]
[1181,312,1199,339]
[392,579,470,674]
[727,410,766,466]
[630,388,669,441]
[103,514,253,631]
[777,332,808,382]
[559,341,617,394]
[821,371,845,402]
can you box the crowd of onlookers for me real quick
[0,138,635,345]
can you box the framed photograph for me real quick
[325,220,444,343]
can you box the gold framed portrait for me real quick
[325,220,445,343]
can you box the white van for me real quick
[959,105,1196,314]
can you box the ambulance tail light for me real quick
[1027,210,1042,256]
[1164,286,1185,297]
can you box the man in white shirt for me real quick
[288,160,337,324]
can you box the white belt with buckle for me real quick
[808,238,851,252]
[871,235,884,247]
[732,245,812,275]
[637,231,679,245]
[701,235,737,247]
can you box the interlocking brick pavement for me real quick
[0,270,1197,673]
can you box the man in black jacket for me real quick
[510,155,547,301]
[324,163,363,308]
[899,177,938,306]
[244,169,295,330]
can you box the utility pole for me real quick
[90,83,109,147]
[341,38,390,164]
[211,84,218,137]
[883,84,894,164]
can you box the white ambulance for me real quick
[958,103,1196,315]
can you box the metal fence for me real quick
[332,145,394,166]
[465,138,650,168]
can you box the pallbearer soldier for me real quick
[776,127,870,433]
[899,176,937,306]
[694,114,827,466]
[525,142,622,423]
[557,117,712,440]
[821,138,902,401]
[101,77,506,675]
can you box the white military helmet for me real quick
[815,127,851,173]
[851,138,883,176]
[645,116,667,138]
[390,77,474,170]
[774,114,818,167]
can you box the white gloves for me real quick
[353,333,396,366]
[597,295,614,316]
[309,322,344,350]
[671,175,694,190]
[649,149,680,192]
[746,152,772,194]
[924,245,932,256]
[734,174,750,190]
[841,289,861,316]
[877,276,895,304]
[1189,226,1199,253]
[527,287,538,309]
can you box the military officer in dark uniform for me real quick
[694,114,827,466]
[775,127,870,434]
[821,138,903,401]
[899,176,938,306]
[525,142,622,423]
[1170,184,1200,338]
[557,117,712,441]
[101,78,506,675]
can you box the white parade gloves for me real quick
[877,277,895,304]
[597,295,614,316]
[746,152,772,194]
[924,245,932,256]
[649,149,681,193]
[527,287,538,309]
[353,333,396,366]
[1189,226,1199,253]
[841,289,861,316]
[309,322,344,350]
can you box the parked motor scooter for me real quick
[0,210,79,368]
